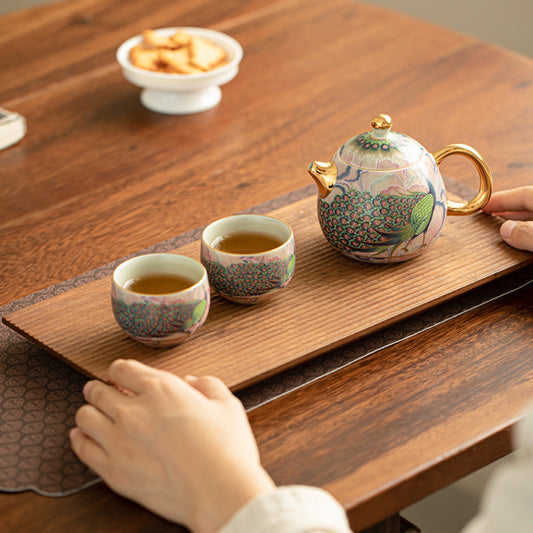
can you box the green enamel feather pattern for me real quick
[410,193,434,235]
[318,189,435,254]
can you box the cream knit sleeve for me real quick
[219,485,352,533]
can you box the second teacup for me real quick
[200,214,295,304]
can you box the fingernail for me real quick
[69,427,78,440]
[83,380,94,398]
[184,375,198,382]
[501,220,517,240]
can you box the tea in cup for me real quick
[111,253,210,347]
[200,214,295,304]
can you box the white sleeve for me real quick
[462,404,533,533]
[218,485,352,533]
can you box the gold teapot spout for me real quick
[308,160,337,198]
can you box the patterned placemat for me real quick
[1,181,531,496]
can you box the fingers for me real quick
[487,212,533,221]
[83,379,131,423]
[483,187,533,215]
[107,359,164,395]
[107,359,234,404]
[109,359,199,409]
[483,188,533,251]
[500,220,533,252]
[184,375,234,401]
[75,403,114,447]
[69,427,108,476]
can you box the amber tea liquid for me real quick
[123,273,194,294]
[213,231,284,254]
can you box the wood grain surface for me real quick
[1,0,532,307]
[1,0,532,531]
[251,281,533,530]
[4,194,531,389]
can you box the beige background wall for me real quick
[362,0,533,58]
[1,0,532,57]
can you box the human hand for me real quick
[69,359,275,533]
[482,186,533,252]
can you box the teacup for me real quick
[111,253,210,347]
[200,214,295,304]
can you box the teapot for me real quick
[308,114,493,263]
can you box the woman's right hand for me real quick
[483,186,533,252]
[70,359,275,533]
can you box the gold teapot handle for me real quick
[432,144,493,216]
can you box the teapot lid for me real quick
[337,114,426,170]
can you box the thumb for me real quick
[500,220,533,252]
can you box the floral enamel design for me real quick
[111,283,210,346]
[318,154,447,262]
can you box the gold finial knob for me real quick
[371,114,392,130]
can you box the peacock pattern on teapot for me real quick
[317,150,447,263]
[309,114,492,263]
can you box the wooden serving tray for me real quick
[4,195,532,390]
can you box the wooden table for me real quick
[1,0,532,531]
